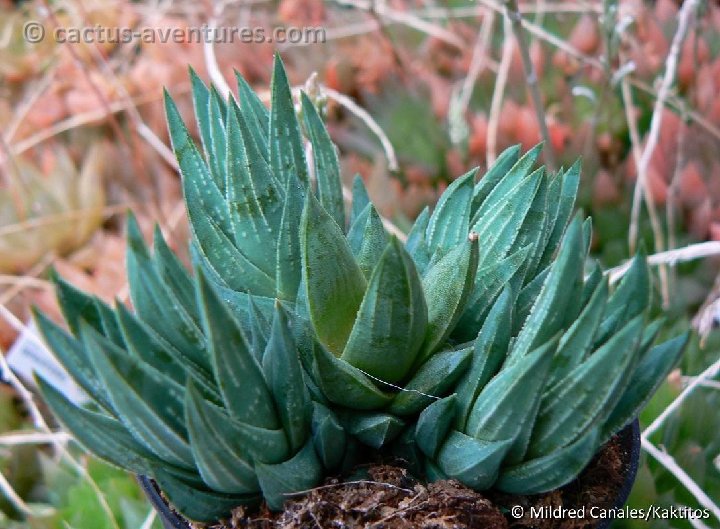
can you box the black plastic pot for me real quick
[139,419,641,529]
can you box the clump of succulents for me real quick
[35,55,689,523]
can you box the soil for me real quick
[198,433,627,529]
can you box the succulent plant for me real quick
[35,55,689,523]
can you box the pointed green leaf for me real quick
[348,204,389,278]
[301,192,367,354]
[497,427,600,495]
[186,382,289,493]
[311,402,346,469]
[269,55,307,185]
[165,89,233,237]
[466,338,556,443]
[426,169,476,253]
[507,216,584,363]
[51,272,103,337]
[340,411,405,448]
[255,439,323,511]
[416,395,457,458]
[538,160,580,269]
[196,271,279,429]
[235,70,269,157]
[388,347,472,416]
[419,237,478,360]
[471,144,521,212]
[37,377,162,475]
[153,466,259,523]
[548,279,608,385]
[82,324,195,469]
[436,430,513,489]
[33,309,114,413]
[301,92,344,230]
[263,303,311,452]
[341,238,427,383]
[276,173,305,300]
[152,225,198,323]
[226,97,284,275]
[349,174,370,227]
[455,287,514,430]
[311,342,393,409]
[529,316,644,456]
[602,333,689,440]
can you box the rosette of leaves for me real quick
[34,226,348,522]
[411,218,689,495]
[0,144,105,273]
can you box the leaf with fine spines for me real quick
[580,261,602,307]
[466,337,556,443]
[512,264,550,334]
[51,271,103,337]
[206,86,228,193]
[595,252,650,346]
[247,298,271,359]
[196,271,279,429]
[426,168,476,254]
[33,309,114,412]
[226,97,285,275]
[471,168,542,265]
[405,207,432,276]
[455,287,514,430]
[153,466,259,522]
[455,245,531,341]
[301,192,367,354]
[512,170,553,283]
[537,160,581,270]
[388,347,472,416]
[165,89,233,238]
[416,395,457,458]
[497,427,600,495]
[471,143,542,227]
[189,67,212,155]
[311,342,393,409]
[185,181,277,296]
[529,316,644,457]
[418,237,478,361]
[436,430,513,489]
[113,302,187,387]
[255,439,323,511]
[82,323,195,469]
[126,213,211,372]
[547,278,608,386]
[347,204,390,279]
[341,238,428,383]
[276,173,305,301]
[349,174,370,227]
[311,402,346,469]
[602,332,688,441]
[506,216,584,364]
[263,304,311,452]
[301,93,345,230]
[93,298,124,347]
[471,144,521,212]
[235,70,269,158]
[36,376,161,476]
[269,55,307,185]
[185,382,289,493]
[340,411,405,448]
[152,225,198,323]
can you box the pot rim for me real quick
[138,418,642,529]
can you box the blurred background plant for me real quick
[1,0,720,527]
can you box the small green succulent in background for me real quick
[0,144,105,273]
[34,55,689,524]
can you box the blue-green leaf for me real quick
[301,92,344,230]
[436,431,513,489]
[301,192,367,354]
[426,169,476,254]
[341,238,427,383]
